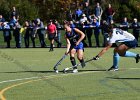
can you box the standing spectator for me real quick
[10,6,19,19]
[83,0,89,7]
[119,17,129,31]
[54,20,62,48]
[80,14,88,24]
[66,10,74,21]
[36,18,46,48]
[93,2,103,25]
[75,8,83,21]
[13,21,21,48]
[0,14,5,29]
[47,20,61,51]
[0,14,5,22]
[101,20,109,47]
[83,1,90,19]
[30,20,37,48]
[131,18,139,47]
[9,16,17,28]
[23,20,30,48]
[84,20,93,47]
[105,4,115,24]
[91,18,100,47]
[2,22,12,48]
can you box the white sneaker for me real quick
[55,70,59,73]
[73,69,78,73]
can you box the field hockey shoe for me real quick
[135,54,140,63]
[72,67,78,73]
[108,66,118,71]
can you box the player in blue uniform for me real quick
[93,24,140,71]
[64,21,85,73]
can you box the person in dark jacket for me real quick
[2,22,12,48]
[131,18,139,47]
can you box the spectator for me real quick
[9,16,17,28]
[2,22,12,48]
[131,18,139,47]
[105,4,115,24]
[36,18,46,48]
[10,6,19,19]
[84,20,93,47]
[0,14,5,22]
[101,20,109,47]
[91,18,100,47]
[83,1,91,19]
[30,20,37,48]
[80,14,88,24]
[23,20,30,48]
[0,14,5,29]
[93,2,103,25]
[13,21,21,48]
[75,8,83,21]
[119,17,129,31]
[54,20,62,48]
[83,0,89,7]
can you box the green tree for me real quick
[0,0,39,23]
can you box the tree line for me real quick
[0,0,140,24]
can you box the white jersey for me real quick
[109,28,135,44]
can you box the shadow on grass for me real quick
[107,77,140,80]
[0,69,107,73]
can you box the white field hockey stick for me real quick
[63,58,94,73]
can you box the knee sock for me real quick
[70,57,76,68]
[113,53,120,68]
[80,59,85,67]
[80,59,84,63]
[124,51,137,57]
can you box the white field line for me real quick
[0,77,39,84]
[0,71,99,84]
[0,60,40,63]
[0,68,140,84]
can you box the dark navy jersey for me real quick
[65,28,80,45]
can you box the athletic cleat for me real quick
[135,54,140,63]
[108,66,118,71]
[73,69,78,73]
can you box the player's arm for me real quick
[65,35,71,54]
[74,28,85,46]
[93,43,112,60]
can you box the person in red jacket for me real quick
[47,20,61,51]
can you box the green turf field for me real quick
[0,48,140,100]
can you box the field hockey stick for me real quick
[53,54,67,71]
[63,58,94,73]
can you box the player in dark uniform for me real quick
[64,21,86,73]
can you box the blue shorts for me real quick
[72,42,84,50]
[123,39,137,48]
